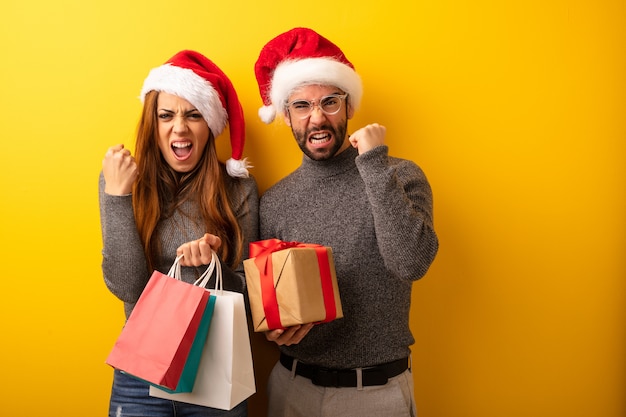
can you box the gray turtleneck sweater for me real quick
[99,172,259,320]
[259,145,438,369]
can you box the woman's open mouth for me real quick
[172,141,192,159]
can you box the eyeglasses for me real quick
[286,94,348,119]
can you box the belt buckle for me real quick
[310,367,391,387]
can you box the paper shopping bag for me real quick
[106,256,212,391]
[160,294,216,393]
[150,252,256,410]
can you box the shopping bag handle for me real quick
[193,251,223,293]
[166,255,184,279]
[166,254,219,291]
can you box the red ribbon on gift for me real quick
[249,239,338,330]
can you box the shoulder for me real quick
[359,146,428,178]
[260,170,301,201]
[390,155,427,176]
[226,173,258,193]
[225,173,259,208]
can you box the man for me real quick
[253,27,439,417]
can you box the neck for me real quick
[300,145,358,179]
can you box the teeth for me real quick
[311,138,327,144]
[172,142,191,148]
[310,132,330,144]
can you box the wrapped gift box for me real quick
[244,239,343,332]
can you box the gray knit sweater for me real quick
[260,145,438,369]
[99,172,259,319]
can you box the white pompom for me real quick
[226,158,251,178]
[258,105,276,124]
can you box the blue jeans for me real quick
[109,370,248,417]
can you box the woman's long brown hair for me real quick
[132,91,243,272]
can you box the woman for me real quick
[99,50,258,417]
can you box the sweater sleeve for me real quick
[355,146,439,281]
[98,171,151,304]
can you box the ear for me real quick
[283,110,292,127]
[347,104,355,120]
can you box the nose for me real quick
[308,104,326,123]
[173,115,188,134]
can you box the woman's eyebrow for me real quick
[157,108,199,114]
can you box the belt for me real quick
[279,353,408,388]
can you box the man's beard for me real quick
[292,121,348,161]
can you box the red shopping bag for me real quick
[106,256,211,391]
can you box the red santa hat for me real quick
[254,27,363,124]
[140,50,250,177]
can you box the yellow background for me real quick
[0,1,624,416]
